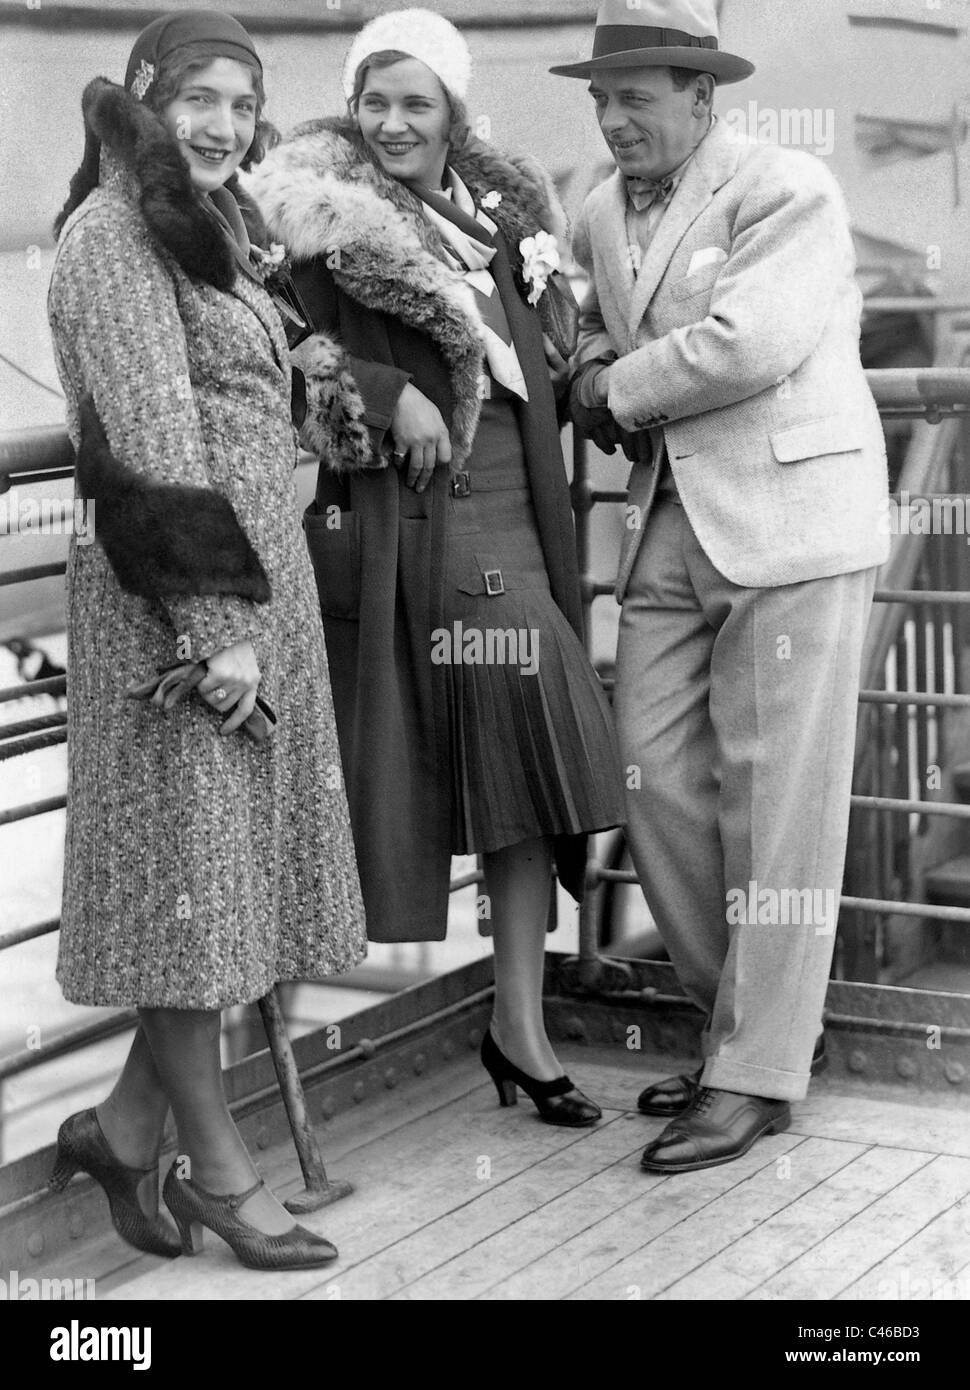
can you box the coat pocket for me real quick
[770,418,865,464]
[671,261,723,302]
[303,503,361,621]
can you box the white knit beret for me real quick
[342,8,472,103]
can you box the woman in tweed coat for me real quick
[46,11,369,1271]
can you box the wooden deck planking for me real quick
[476,1133,804,1301]
[837,1197,970,1301]
[747,1154,970,1301]
[563,1137,871,1302]
[67,1046,967,1302]
[654,1145,932,1301]
[788,1094,970,1159]
[307,1113,646,1301]
[104,1077,620,1300]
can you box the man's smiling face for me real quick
[589,66,712,181]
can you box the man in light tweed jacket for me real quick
[554,0,889,1171]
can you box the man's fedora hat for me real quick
[549,0,754,85]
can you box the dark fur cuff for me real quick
[293,334,375,474]
[76,394,271,603]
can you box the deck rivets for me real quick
[320,1097,336,1121]
[359,1037,377,1059]
[67,1213,85,1239]
[847,1049,868,1074]
[384,1067,398,1089]
[26,1233,44,1257]
[443,1039,455,1060]
[896,1056,918,1080]
[467,1028,482,1050]
[944,1061,967,1085]
[413,1052,427,1075]
[255,1126,270,1150]
[352,1081,366,1103]
[563,1015,587,1042]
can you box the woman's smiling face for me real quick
[161,57,258,193]
[356,57,452,191]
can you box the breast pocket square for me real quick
[686,246,728,276]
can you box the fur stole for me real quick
[76,395,271,604]
[243,120,568,466]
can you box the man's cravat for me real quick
[626,173,677,214]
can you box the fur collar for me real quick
[77,78,267,292]
[244,121,566,464]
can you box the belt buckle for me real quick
[483,568,505,597]
[450,471,471,499]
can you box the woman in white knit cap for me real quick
[248,10,625,1126]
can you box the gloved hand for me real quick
[570,361,621,454]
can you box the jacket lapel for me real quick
[626,121,744,339]
[591,171,637,316]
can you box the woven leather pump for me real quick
[49,1108,180,1258]
[162,1166,339,1270]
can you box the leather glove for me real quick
[569,362,624,455]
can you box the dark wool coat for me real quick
[48,81,369,1007]
[246,121,591,943]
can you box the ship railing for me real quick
[3,361,970,1181]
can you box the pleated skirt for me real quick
[442,393,625,854]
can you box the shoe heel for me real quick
[767,1114,791,1136]
[175,1216,205,1256]
[493,1076,517,1108]
[48,1146,79,1193]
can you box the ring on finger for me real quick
[213,687,228,703]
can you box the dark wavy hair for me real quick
[54,52,274,238]
[348,49,470,153]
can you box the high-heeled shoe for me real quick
[481,1029,601,1127]
[48,1108,180,1259]
[162,1166,339,1271]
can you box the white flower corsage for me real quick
[519,230,560,307]
[481,190,503,210]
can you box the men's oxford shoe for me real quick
[636,1065,704,1117]
[640,1087,791,1173]
[636,1034,826,1117]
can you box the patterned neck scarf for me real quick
[419,171,529,402]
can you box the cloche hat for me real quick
[342,7,471,103]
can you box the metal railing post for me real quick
[257,987,352,1214]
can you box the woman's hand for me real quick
[196,641,261,736]
[390,383,452,493]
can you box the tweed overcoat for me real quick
[573,118,890,597]
[47,81,368,1009]
[246,122,593,943]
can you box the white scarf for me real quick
[419,171,529,402]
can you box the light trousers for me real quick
[615,494,876,1101]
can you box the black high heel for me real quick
[481,1029,601,1127]
[162,1166,339,1271]
[48,1108,180,1259]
